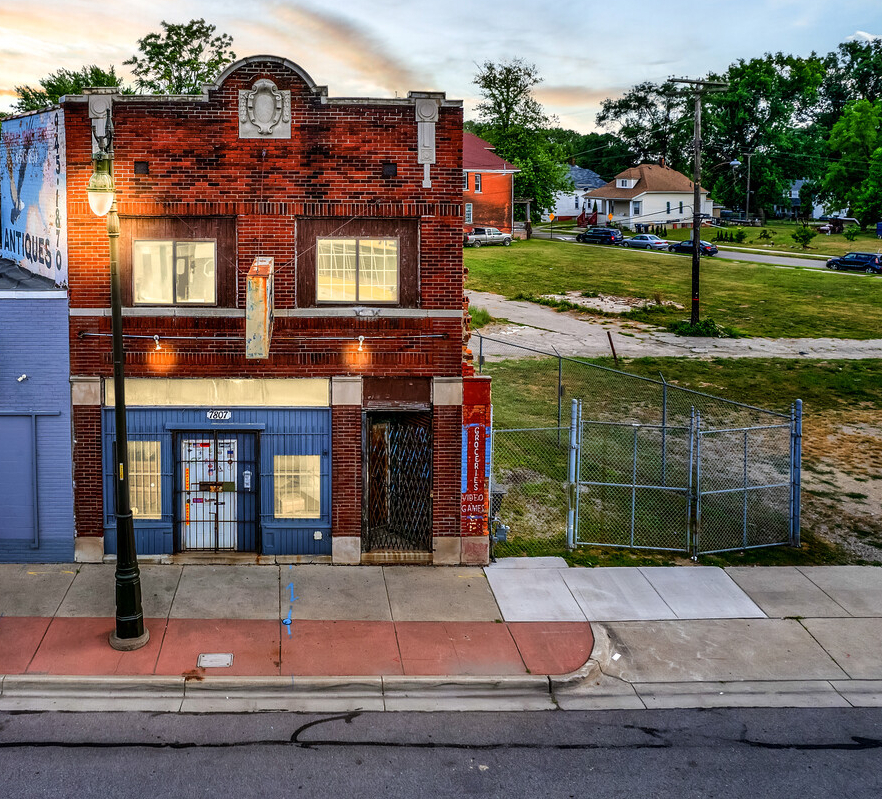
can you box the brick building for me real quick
[1,55,491,565]
[462,132,518,234]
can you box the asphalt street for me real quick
[2,709,881,798]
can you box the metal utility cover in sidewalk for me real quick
[197,653,234,668]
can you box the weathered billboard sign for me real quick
[1,110,68,286]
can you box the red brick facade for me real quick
[62,56,488,564]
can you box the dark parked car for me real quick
[668,239,719,256]
[826,252,882,274]
[576,227,624,245]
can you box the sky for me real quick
[0,0,880,132]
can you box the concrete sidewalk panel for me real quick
[281,620,402,676]
[0,675,184,712]
[0,564,77,616]
[639,567,765,619]
[395,622,525,676]
[801,618,882,679]
[635,680,849,709]
[602,619,848,683]
[484,569,585,622]
[0,617,51,673]
[155,619,280,676]
[830,680,882,707]
[56,564,182,618]
[282,565,391,621]
[562,568,676,621]
[797,566,882,616]
[384,567,501,621]
[553,673,645,710]
[382,674,555,711]
[180,676,385,712]
[488,557,569,569]
[725,567,850,618]
[171,565,280,619]
[507,622,594,675]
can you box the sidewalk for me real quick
[1,560,881,711]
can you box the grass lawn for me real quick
[465,238,882,339]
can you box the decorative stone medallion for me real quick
[238,79,292,138]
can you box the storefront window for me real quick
[274,455,321,518]
[128,440,161,519]
[316,238,398,303]
[133,240,216,305]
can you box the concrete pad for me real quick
[0,617,51,673]
[801,618,882,679]
[382,675,555,711]
[155,619,280,676]
[562,568,677,621]
[56,564,182,618]
[395,622,525,676]
[487,557,569,569]
[331,536,361,565]
[281,565,391,621]
[281,620,402,676]
[726,567,850,618]
[485,569,585,622]
[798,566,882,616]
[553,672,646,711]
[0,563,77,616]
[639,567,766,619]
[170,565,280,619]
[602,619,848,683]
[383,566,501,621]
[507,622,594,675]
[180,676,385,713]
[27,617,165,676]
[830,680,882,707]
[635,680,850,709]
[0,675,184,713]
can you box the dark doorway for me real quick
[363,411,433,552]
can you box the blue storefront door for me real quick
[0,416,35,544]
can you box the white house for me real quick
[584,162,713,229]
[542,165,606,221]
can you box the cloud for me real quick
[259,2,426,92]
[534,85,617,108]
[846,30,882,42]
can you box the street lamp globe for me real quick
[87,158,115,217]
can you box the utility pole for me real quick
[743,151,754,224]
[670,77,728,326]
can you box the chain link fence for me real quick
[476,332,801,558]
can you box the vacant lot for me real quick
[465,238,882,339]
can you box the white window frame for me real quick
[273,454,321,519]
[474,173,482,193]
[462,171,468,190]
[632,201,642,216]
[128,440,162,519]
[316,237,400,305]
[132,239,217,306]
[465,203,473,225]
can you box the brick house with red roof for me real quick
[462,132,519,234]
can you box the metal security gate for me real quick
[175,432,259,552]
[363,411,433,552]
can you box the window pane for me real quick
[174,241,216,304]
[274,455,321,518]
[128,440,161,519]
[465,203,473,224]
[317,239,357,301]
[358,239,398,303]
[133,241,173,304]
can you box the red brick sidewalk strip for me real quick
[2,616,593,678]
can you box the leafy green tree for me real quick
[470,59,571,220]
[818,39,882,130]
[124,18,235,94]
[791,226,817,249]
[546,129,634,180]
[13,65,129,112]
[822,99,882,228]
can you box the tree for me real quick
[124,18,235,95]
[13,65,129,112]
[818,39,882,130]
[546,129,634,180]
[791,226,817,249]
[470,60,571,221]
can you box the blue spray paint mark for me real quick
[283,608,292,636]
[287,582,297,602]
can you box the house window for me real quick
[666,201,671,214]
[462,171,468,190]
[632,201,642,217]
[474,173,482,193]
[575,195,580,209]
[465,203,473,224]
[132,240,216,305]
[679,201,684,214]
[128,441,161,519]
[316,238,399,303]
[274,455,321,519]
[620,179,628,188]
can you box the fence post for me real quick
[478,333,484,375]
[630,423,639,548]
[555,347,563,447]
[792,399,802,546]
[566,398,578,550]
[660,373,668,487]
[742,429,749,549]
[687,407,697,557]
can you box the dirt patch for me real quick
[540,290,683,315]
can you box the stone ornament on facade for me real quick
[415,97,440,187]
[239,79,292,138]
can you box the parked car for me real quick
[668,239,719,256]
[576,227,624,245]
[623,234,669,250]
[825,252,882,274]
[464,226,512,247]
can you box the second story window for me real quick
[316,238,398,304]
[132,240,216,305]
[474,173,482,193]
[462,171,468,190]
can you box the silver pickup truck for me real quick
[464,226,512,247]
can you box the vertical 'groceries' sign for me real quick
[0,110,68,286]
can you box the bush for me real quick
[844,226,860,241]
[791,227,818,249]
[734,228,748,243]
[758,229,772,240]
[667,317,740,338]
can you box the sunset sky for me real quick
[0,0,878,131]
